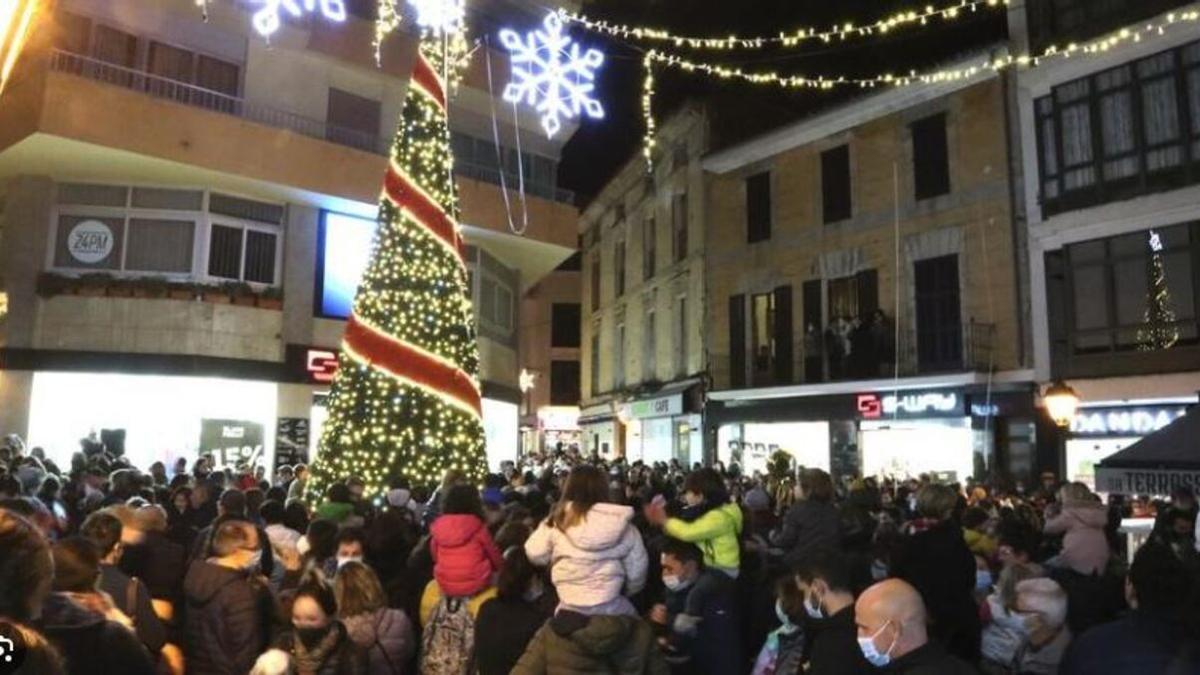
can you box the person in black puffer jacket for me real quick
[183,519,280,675]
[475,547,552,675]
[772,469,842,568]
[265,575,367,675]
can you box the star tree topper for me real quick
[499,11,606,138]
[409,0,465,34]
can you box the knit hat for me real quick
[744,486,770,512]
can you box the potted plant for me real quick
[77,273,113,297]
[131,277,169,299]
[257,286,284,310]
[106,277,134,298]
[224,281,257,307]
[200,283,231,305]
[167,281,197,301]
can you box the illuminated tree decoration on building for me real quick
[409,0,464,35]
[1138,229,1181,352]
[500,11,606,139]
[252,0,348,38]
[305,24,486,505]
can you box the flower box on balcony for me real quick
[167,282,196,301]
[256,287,284,311]
[77,273,112,297]
[224,282,257,307]
[131,277,169,299]
[201,289,231,305]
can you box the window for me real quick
[914,255,963,372]
[207,223,278,284]
[821,145,852,223]
[643,216,656,280]
[591,330,601,395]
[550,360,581,406]
[676,296,688,376]
[590,251,601,311]
[614,323,625,388]
[1065,224,1198,354]
[750,293,776,386]
[827,277,859,320]
[55,12,91,54]
[746,171,772,243]
[551,303,582,348]
[478,272,515,335]
[196,55,240,98]
[644,296,656,381]
[672,194,688,263]
[614,239,626,297]
[126,219,194,273]
[1037,41,1200,215]
[326,88,381,152]
[912,113,950,200]
[93,25,136,68]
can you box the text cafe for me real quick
[709,383,1038,482]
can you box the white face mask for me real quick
[805,588,825,620]
[857,621,897,668]
[337,556,362,569]
[663,575,692,592]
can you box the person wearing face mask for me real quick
[476,547,555,675]
[980,568,1070,675]
[651,538,740,675]
[262,575,367,675]
[332,528,367,575]
[334,561,415,674]
[795,552,873,675]
[184,520,282,675]
[751,577,807,675]
[853,579,977,674]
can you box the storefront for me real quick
[619,384,704,466]
[1066,401,1192,490]
[536,406,582,454]
[708,381,1038,482]
[579,402,619,458]
[28,371,279,475]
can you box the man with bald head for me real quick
[854,579,978,673]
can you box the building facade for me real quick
[703,62,1038,482]
[579,104,709,464]
[0,0,580,474]
[519,251,583,455]
[1011,0,1200,490]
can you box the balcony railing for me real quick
[454,159,576,204]
[795,320,996,385]
[49,50,389,155]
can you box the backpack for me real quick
[420,596,475,675]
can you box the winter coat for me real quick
[878,642,979,674]
[341,608,415,674]
[525,503,648,609]
[429,514,502,598]
[275,623,369,675]
[183,560,278,675]
[773,500,842,567]
[663,503,743,572]
[474,597,550,675]
[97,562,168,654]
[805,605,874,675]
[1044,502,1110,575]
[38,592,156,675]
[316,501,363,527]
[1060,610,1200,674]
[121,529,187,604]
[891,520,981,664]
[662,569,742,675]
[511,610,669,675]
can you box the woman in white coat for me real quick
[525,464,648,616]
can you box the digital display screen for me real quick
[318,211,378,319]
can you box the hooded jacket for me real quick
[183,560,276,675]
[39,592,156,675]
[511,611,669,675]
[341,607,415,675]
[1044,502,1110,575]
[429,514,503,598]
[663,503,744,572]
[525,502,648,609]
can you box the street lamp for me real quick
[1044,380,1081,428]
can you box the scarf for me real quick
[293,624,342,675]
[903,517,942,536]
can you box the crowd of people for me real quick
[1,432,1198,674]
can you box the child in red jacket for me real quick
[430,484,503,598]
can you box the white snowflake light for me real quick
[408,0,465,35]
[253,0,347,37]
[499,11,606,139]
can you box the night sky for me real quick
[556,0,1009,202]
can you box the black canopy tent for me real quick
[1095,405,1200,494]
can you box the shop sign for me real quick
[200,419,264,471]
[621,394,683,420]
[276,417,310,467]
[857,390,963,419]
[1071,406,1188,438]
[1095,467,1200,495]
[67,219,114,264]
[538,406,581,431]
[306,349,339,384]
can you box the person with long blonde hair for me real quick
[525,465,647,616]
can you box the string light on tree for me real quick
[305,18,487,505]
[499,11,606,139]
[564,0,1008,50]
[252,0,348,38]
[1138,229,1181,351]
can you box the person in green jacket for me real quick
[646,468,743,579]
[511,610,669,674]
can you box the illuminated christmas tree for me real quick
[305,13,486,504]
[1137,229,1181,352]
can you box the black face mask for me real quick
[296,625,331,649]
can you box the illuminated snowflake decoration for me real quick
[408,0,465,34]
[253,0,347,37]
[499,11,606,138]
